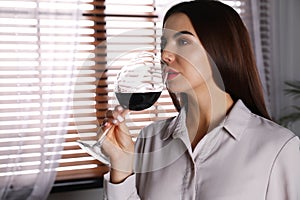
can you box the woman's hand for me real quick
[101,105,134,183]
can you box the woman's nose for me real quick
[161,50,175,65]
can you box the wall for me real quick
[272,0,300,134]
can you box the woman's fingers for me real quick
[101,105,131,146]
[113,105,130,124]
[103,105,129,126]
[99,105,134,173]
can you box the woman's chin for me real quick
[166,81,191,93]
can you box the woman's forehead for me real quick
[163,13,196,35]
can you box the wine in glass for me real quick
[77,51,166,165]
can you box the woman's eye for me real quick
[177,38,189,46]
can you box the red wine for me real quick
[115,92,162,111]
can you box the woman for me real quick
[102,1,300,199]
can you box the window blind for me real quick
[60,0,179,181]
[0,0,102,182]
[258,0,272,106]
[104,0,177,136]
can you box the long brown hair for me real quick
[163,0,271,120]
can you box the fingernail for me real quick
[112,119,118,124]
[117,115,124,122]
[116,105,124,112]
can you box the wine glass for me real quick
[77,51,166,165]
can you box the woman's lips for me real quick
[167,72,179,80]
[166,69,179,80]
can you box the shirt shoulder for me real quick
[238,110,299,173]
[246,111,296,146]
[225,100,296,146]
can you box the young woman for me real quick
[101,1,300,199]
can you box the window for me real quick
[61,0,179,182]
[0,0,97,186]
[0,0,178,187]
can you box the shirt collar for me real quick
[161,99,252,141]
[161,105,188,141]
[223,99,252,140]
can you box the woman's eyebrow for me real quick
[173,30,194,38]
[161,30,194,40]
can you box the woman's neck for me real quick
[184,81,234,150]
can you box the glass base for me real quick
[77,126,112,165]
[77,140,110,165]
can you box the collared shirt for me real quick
[104,100,300,200]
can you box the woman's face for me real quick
[162,13,213,93]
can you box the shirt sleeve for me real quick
[266,136,300,200]
[103,173,141,200]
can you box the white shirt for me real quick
[104,100,300,200]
